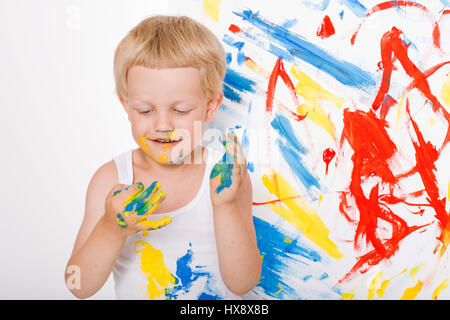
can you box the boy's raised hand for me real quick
[104,181,171,238]
[210,129,248,207]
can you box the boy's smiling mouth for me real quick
[149,137,183,145]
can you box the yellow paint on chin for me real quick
[202,0,221,21]
[261,169,343,260]
[134,240,177,300]
[137,136,169,164]
[290,65,345,141]
[400,280,422,300]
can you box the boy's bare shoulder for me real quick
[90,160,118,187]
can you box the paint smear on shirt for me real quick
[134,240,178,300]
[168,244,222,300]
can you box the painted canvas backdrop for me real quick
[168,0,450,299]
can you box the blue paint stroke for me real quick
[271,113,320,191]
[241,128,254,172]
[224,68,257,94]
[232,9,375,88]
[270,112,306,154]
[223,68,257,103]
[252,216,339,299]
[237,51,247,65]
[281,18,298,29]
[338,0,368,18]
[223,84,241,103]
[223,34,245,50]
[167,244,222,300]
[303,0,330,11]
[226,52,232,64]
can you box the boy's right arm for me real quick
[64,161,124,299]
[64,161,167,299]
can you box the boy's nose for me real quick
[154,113,174,132]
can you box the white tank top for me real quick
[111,146,241,300]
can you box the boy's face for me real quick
[120,66,222,165]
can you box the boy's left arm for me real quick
[210,131,262,296]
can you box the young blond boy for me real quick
[65,15,261,299]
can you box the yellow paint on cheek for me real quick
[441,73,450,107]
[262,169,343,260]
[202,0,221,21]
[432,278,449,300]
[134,240,177,300]
[400,280,422,300]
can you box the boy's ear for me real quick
[205,93,223,123]
[119,96,131,121]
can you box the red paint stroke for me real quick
[373,27,443,112]
[405,99,448,232]
[316,15,335,39]
[266,58,307,121]
[252,195,303,206]
[338,108,427,282]
[351,1,441,50]
[380,95,397,120]
[322,148,336,174]
[228,24,242,33]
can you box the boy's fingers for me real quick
[122,182,145,215]
[107,184,128,200]
[137,190,166,219]
[133,181,160,207]
[137,216,172,231]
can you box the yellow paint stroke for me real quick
[439,227,450,257]
[202,0,221,21]
[244,57,271,78]
[284,237,293,243]
[262,169,343,259]
[410,266,420,279]
[134,240,177,300]
[376,269,407,298]
[395,92,407,129]
[368,271,383,300]
[432,278,449,300]
[400,280,423,300]
[441,72,450,107]
[275,283,283,295]
[341,286,358,300]
[291,65,345,141]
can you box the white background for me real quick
[0,0,169,299]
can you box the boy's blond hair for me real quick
[114,15,227,100]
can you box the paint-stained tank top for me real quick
[111,146,241,300]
